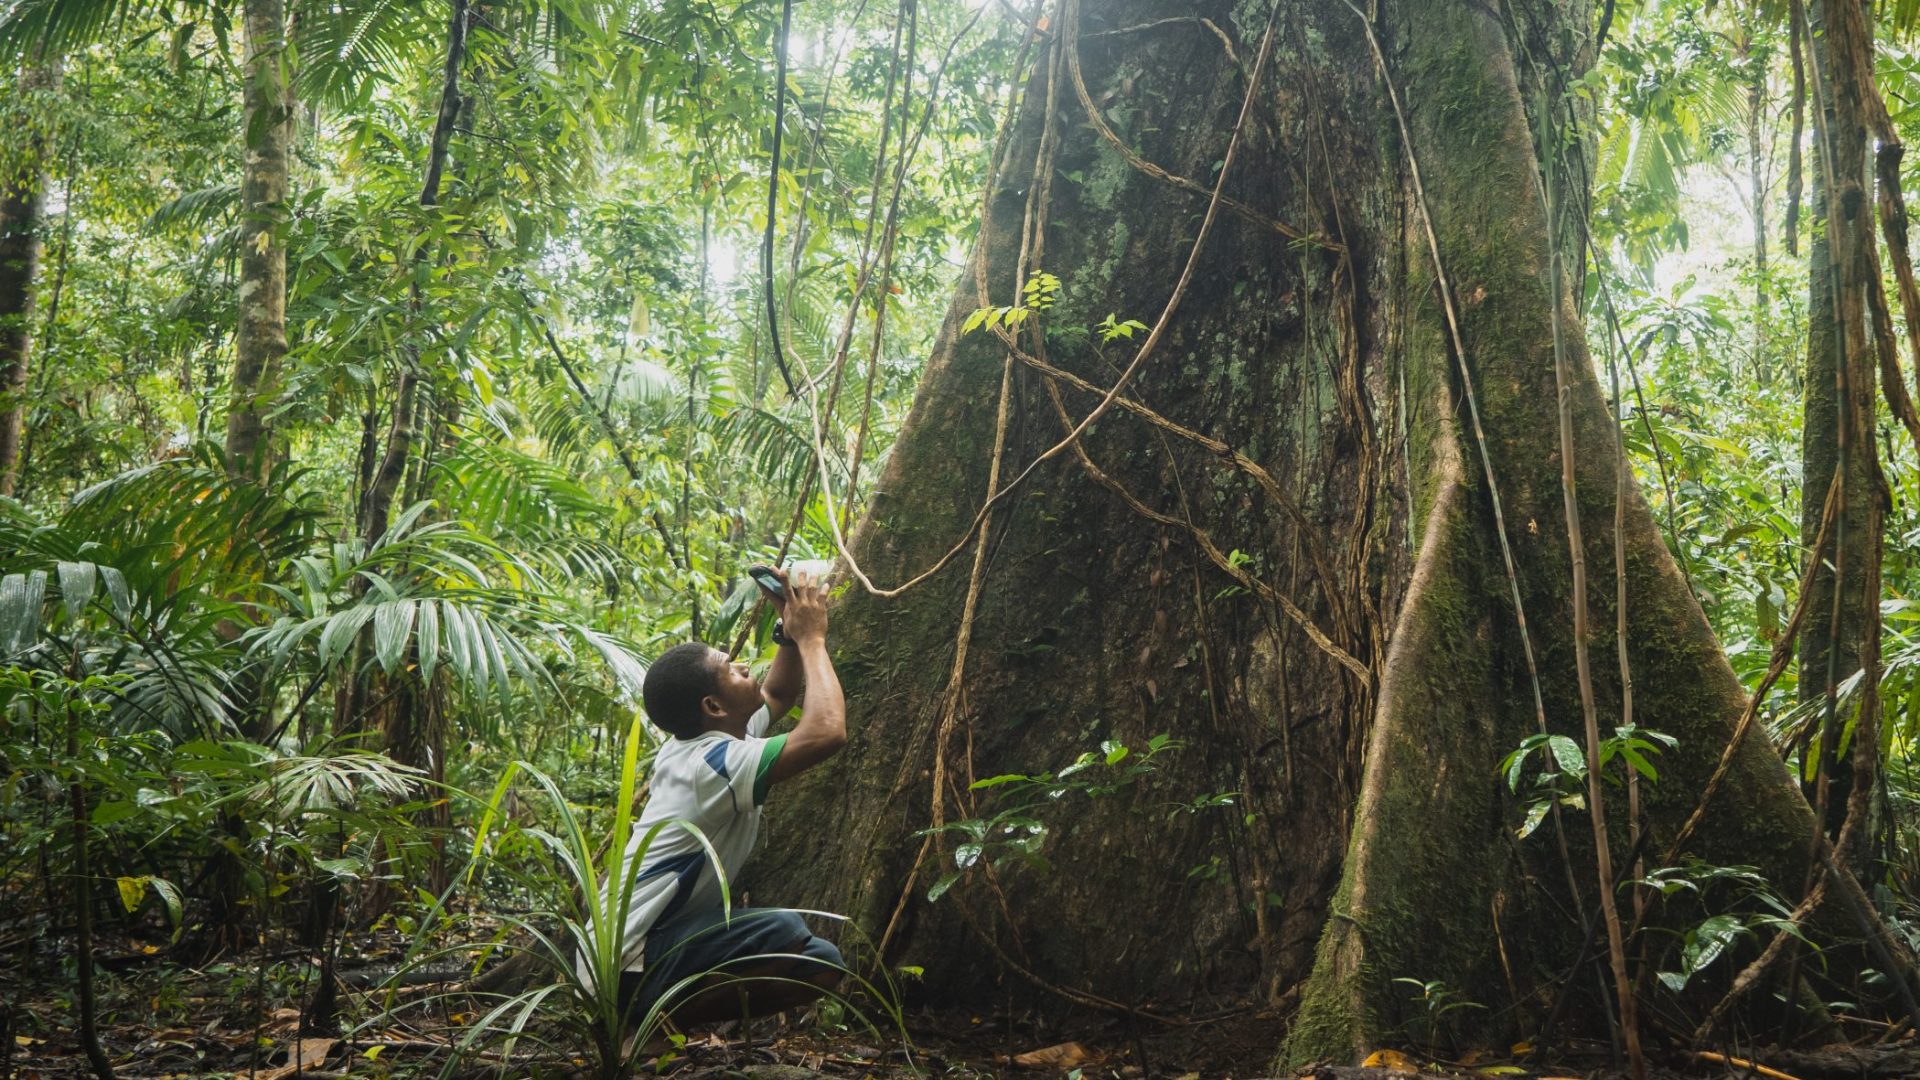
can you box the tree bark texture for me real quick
[225,0,292,483]
[1797,0,1882,857]
[0,58,57,498]
[746,0,1830,1059]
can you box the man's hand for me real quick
[757,566,822,720]
[781,566,829,643]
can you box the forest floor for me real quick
[5,925,1919,1080]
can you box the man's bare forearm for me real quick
[761,639,804,716]
[764,636,845,783]
[762,567,844,783]
[793,637,844,742]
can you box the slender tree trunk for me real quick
[1799,0,1881,859]
[209,10,294,949]
[0,58,57,497]
[225,0,292,483]
[67,701,114,1080]
[311,0,472,991]
[367,23,481,912]
[746,0,1842,1060]
[1749,46,1772,386]
[358,0,468,543]
[376,665,450,894]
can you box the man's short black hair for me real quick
[643,642,722,739]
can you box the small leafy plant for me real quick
[1499,724,1676,838]
[961,270,1063,336]
[1391,977,1485,1052]
[1634,859,1807,993]
[917,733,1180,901]
[1096,313,1149,342]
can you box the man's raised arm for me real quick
[759,622,804,721]
[764,569,845,785]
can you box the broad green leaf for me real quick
[927,872,961,902]
[148,877,185,940]
[92,800,139,826]
[1681,913,1746,976]
[56,561,97,621]
[417,600,442,682]
[98,567,131,620]
[373,600,416,674]
[1547,734,1586,776]
[1620,747,1659,782]
[969,773,1031,789]
[317,606,375,670]
[1517,799,1552,839]
[0,571,47,653]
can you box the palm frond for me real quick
[293,0,436,107]
[718,404,833,497]
[63,444,324,587]
[603,352,679,410]
[249,506,647,706]
[0,0,189,62]
[148,183,239,231]
[436,438,612,534]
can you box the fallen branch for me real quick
[1693,1051,1804,1080]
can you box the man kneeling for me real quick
[615,566,846,1029]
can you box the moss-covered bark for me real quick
[225,0,291,484]
[749,0,1835,1059]
[0,58,55,497]
[753,0,1392,1010]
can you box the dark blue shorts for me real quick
[620,905,843,1018]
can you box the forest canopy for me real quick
[6,0,1920,1078]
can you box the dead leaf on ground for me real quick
[1011,1040,1098,1069]
[1360,1048,1421,1074]
[257,1036,340,1080]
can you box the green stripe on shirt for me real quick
[753,734,788,805]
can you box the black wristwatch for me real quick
[772,619,795,648]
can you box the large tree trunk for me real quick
[746,0,1841,1058]
[225,0,292,483]
[0,57,57,497]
